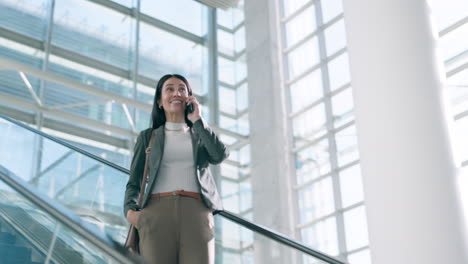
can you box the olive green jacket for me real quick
[123,119,229,216]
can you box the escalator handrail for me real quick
[0,166,144,264]
[0,114,346,264]
[216,210,346,264]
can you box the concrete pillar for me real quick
[244,0,297,263]
[342,0,468,263]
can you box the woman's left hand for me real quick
[186,95,202,123]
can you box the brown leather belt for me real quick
[151,190,201,200]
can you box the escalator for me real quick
[0,165,143,264]
[0,114,346,264]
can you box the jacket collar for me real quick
[148,124,200,171]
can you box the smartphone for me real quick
[187,103,194,113]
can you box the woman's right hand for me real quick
[126,209,141,228]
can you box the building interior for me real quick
[0,0,467,263]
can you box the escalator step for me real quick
[52,241,84,263]
[60,249,84,264]
[0,232,16,244]
[0,244,32,262]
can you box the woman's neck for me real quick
[165,112,185,123]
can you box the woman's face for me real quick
[158,77,189,114]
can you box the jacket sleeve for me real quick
[193,118,229,165]
[123,131,147,216]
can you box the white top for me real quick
[151,122,200,194]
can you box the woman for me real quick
[124,74,228,264]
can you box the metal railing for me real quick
[0,113,346,264]
[217,210,345,264]
[0,165,144,264]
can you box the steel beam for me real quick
[0,93,136,137]
[0,57,152,112]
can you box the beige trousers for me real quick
[137,195,215,264]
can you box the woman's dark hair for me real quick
[151,74,193,129]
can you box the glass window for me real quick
[232,4,245,27]
[328,52,351,91]
[0,0,49,41]
[282,0,310,17]
[219,86,237,115]
[292,103,327,147]
[221,163,239,180]
[335,125,359,166]
[140,0,207,36]
[293,72,324,114]
[53,0,134,70]
[215,8,247,243]
[285,5,317,47]
[348,249,372,264]
[339,164,364,208]
[301,216,339,256]
[222,180,240,196]
[135,109,151,131]
[217,8,235,29]
[198,46,210,96]
[48,54,133,98]
[220,218,241,249]
[234,26,246,53]
[344,206,369,251]
[0,70,41,102]
[220,114,237,133]
[439,23,468,61]
[448,68,468,164]
[240,220,253,249]
[44,78,110,123]
[222,252,241,263]
[239,165,250,179]
[235,55,247,83]
[238,113,250,136]
[139,21,204,90]
[0,37,45,70]
[241,252,253,263]
[136,83,155,104]
[332,87,354,127]
[219,134,238,146]
[447,69,468,116]
[218,57,236,85]
[236,83,248,112]
[240,214,254,244]
[298,177,335,223]
[428,0,468,31]
[218,29,235,56]
[325,19,347,57]
[197,103,210,123]
[222,181,240,213]
[239,144,251,166]
[289,69,323,113]
[295,139,331,184]
[455,116,468,163]
[288,36,320,79]
[240,179,252,212]
[228,149,240,163]
[0,119,36,179]
[321,0,343,24]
